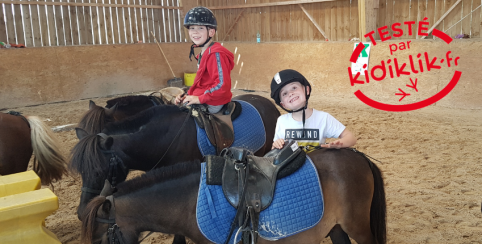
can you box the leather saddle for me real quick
[205,140,306,243]
[192,101,242,154]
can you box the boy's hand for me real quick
[320,140,344,149]
[272,139,285,149]
[182,95,201,105]
[175,93,186,105]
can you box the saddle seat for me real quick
[192,101,242,154]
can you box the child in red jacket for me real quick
[175,6,234,114]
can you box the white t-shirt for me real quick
[274,109,346,150]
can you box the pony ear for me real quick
[89,100,96,110]
[100,180,115,196]
[75,127,90,140]
[99,135,114,150]
[105,103,118,117]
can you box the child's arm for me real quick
[197,53,232,104]
[272,139,285,149]
[321,129,357,149]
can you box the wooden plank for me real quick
[13,2,25,44]
[38,1,48,45]
[416,0,427,39]
[352,0,359,39]
[155,0,162,43]
[471,0,481,37]
[341,0,349,40]
[0,0,181,8]
[4,3,16,44]
[422,0,462,38]
[146,0,154,43]
[299,3,329,40]
[425,0,435,35]
[323,1,331,40]
[312,2,323,40]
[304,2,314,41]
[222,8,244,41]
[209,0,336,10]
[29,2,42,46]
[76,0,87,45]
[103,0,113,44]
[83,0,93,44]
[335,0,342,40]
[162,0,170,42]
[110,0,119,43]
[58,0,67,46]
[255,0,262,42]
[124,0,132,43]
[21,1,33,46]
[461,0,472,35]
[261,0,270,42]
[68,0,79,45]
[444,0,463,37]
[358,0,364,40]
[0,3,7,42]
[378,0,386,39]
[330,0,336,40]
[408,0,419,39]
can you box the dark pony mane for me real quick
[78,104,111,134]
[103,104,185,135]
[69,133,110,180]
[105,95,163,108]
[115,160,201,197]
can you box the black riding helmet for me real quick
[271,69,312,138]
[270,69,312,110]
[183,6,217,30]
[184,6,218,61]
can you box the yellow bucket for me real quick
[184,73,196,86]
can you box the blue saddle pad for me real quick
[195,100,266,156]
[196,156,324,243]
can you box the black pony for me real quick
[70,94,280,220]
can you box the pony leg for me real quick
[172,234,186,244]
[329,225,351,244]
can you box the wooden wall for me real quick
[1,0,481,47]
[203,0,360,42]
[377,0,482,40]
[200,0,481,42]
[0,0,185,47]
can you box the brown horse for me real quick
[81,148,386,244]
[0,112,67,184]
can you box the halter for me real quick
[95,196,127,244]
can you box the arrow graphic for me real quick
[406,78,418,92]
[395,88,411,101]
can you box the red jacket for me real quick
[188,42,234,106]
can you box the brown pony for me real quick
[0,112,67,184]
[81,148,386,244]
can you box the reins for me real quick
[149,107,192,171]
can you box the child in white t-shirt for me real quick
[270,69,357,151]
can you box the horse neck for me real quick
[114,170,201,238]
[110,115,202,171]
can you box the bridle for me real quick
[80,134,129,196]
[81,107,191,195]
[95,195,126,244]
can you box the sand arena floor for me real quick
[4,89,481,244]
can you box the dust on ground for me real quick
[3,89,481,244]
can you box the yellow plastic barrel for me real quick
[184,73,196,86]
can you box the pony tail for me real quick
[81,196,107,244]
[368,159,387,244]
[26,116,68,185]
